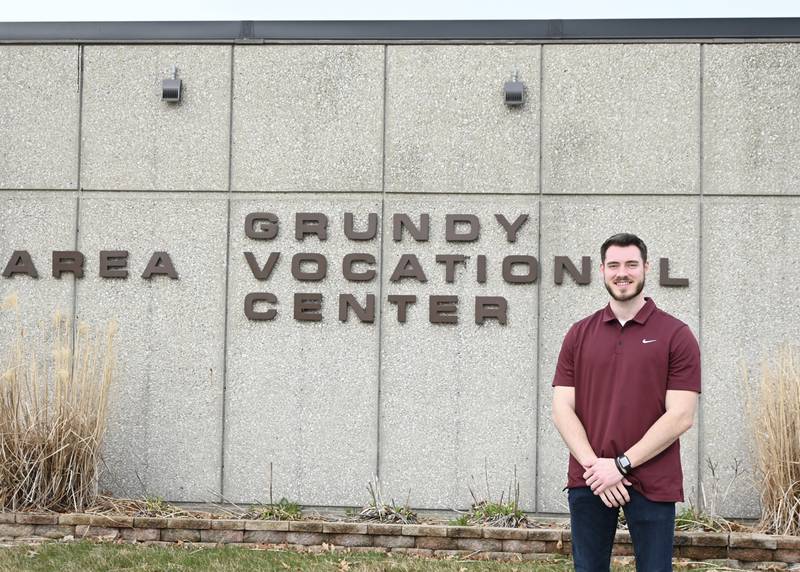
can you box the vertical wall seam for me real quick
[534,43,545,513]
[72,44,84,334]
[218,43,235,499]
[696,42,706,511]
[374,44,389,482]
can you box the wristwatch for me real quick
[615,454,632,476]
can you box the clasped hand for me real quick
[582,458,632,508]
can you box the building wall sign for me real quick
[1,211,688,326]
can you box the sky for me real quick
[2,0,800,22]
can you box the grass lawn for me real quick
[0,541,641,572]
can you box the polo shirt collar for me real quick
[602,297,657,325]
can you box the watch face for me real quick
[619,456,631,470]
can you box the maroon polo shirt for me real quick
[553,297,701,502]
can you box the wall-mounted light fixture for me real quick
[162,65,182,103]
[504,71,524,107]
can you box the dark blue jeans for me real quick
[568,486,675,572]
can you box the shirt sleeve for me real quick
[552,323,577,387]
[666,324,701,393]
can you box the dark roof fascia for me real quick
[1,19,800,43]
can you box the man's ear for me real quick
[644,260,650,273]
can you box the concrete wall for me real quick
[2,42,799,517]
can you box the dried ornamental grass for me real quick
[746,345,800,536]
[0,294,117,512]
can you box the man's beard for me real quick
[604,276,645,302]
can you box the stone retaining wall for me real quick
[1,513,798,568]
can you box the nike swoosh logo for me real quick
[642,339,657,344]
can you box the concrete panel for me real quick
[0,192,77,349]
[231,46,384,193]
[75,193,228,501]
[0,47,78,189]
[224,194,382,505]
[701,197,800,517]
[81,46,231,191]
[542,44,700,195]
[385,45,540,194]
[704,45,800,195]
[537,196,700,513]
[379,195,538,510]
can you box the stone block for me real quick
[59,514,93,525]
[455,538,503,553]
[447,526,482,538]
[402,525,447,537]
[244,520,289,531]
[502,539,547,553]
[243,530,288,544]
[286,532,327,545]
[380,194,538,510]
[0,46,79,189]
[385,45,540,194]
[88,515,133,528]
[612,543,635,556]
[542,44,700,195]
[614,530,632,544]
[689,532,729,546]
[416,536,458,550]
[223,195,381,505]
[232,45,383,193]
[701,197,800,517]
[729,548,776,562]
[161,528,201,542]
[133,517,169,529]
[775,550,800,564]
[373,534,415,548]
[76,525,119,539]
[166,518,211,530]
[322,522,368,534]
[537,196,700,512]
[0,514,13,524]
[482,527,528,540]
[704,44,800,195]
[119,528,160,542]
[15,514,58,525]
[527,529,563,541]
[329,533,372,547]
[731,533,778,550]
[0,524,34,538]
[76,193,227,501]
[777,537,800,550]
[81,46,231,191]
[680,545,729,560]
[200,529,244,543]
[672,531,691,546]
[32,525,74,539]
[288,521,323,532]
[366,523,403,535]
[210,519,245,530]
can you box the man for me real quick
[552,233,700,572]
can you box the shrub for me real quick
[746,345,800,536]
[243,498,302,521]
[352,477,418,524]
[453,465,529,528]
[0,295,117,512]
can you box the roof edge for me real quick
[1,19,800,42]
